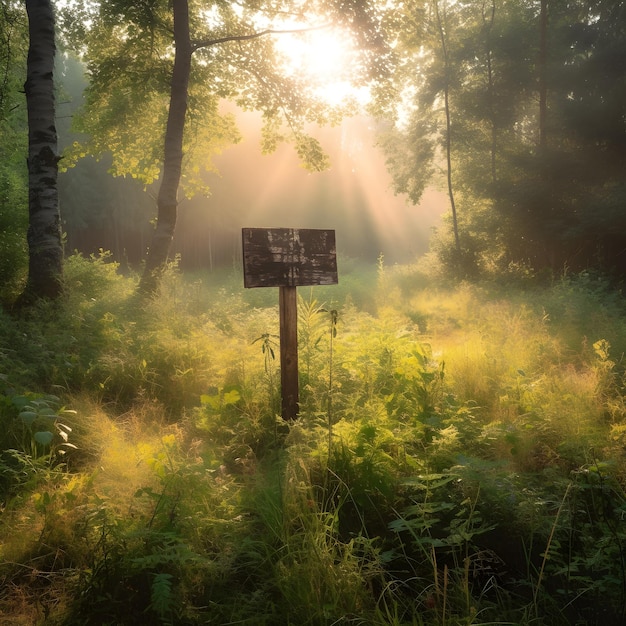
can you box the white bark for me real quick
[22,0,62,302]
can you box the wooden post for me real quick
[279,286,299,420]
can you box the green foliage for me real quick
[2,259,626,623]
[0,157,28,302]
[0,2,28,303]
[11,393,77,458]
[0,387,80,512]
[379,0,626,279]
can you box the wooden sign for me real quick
[242,228,338,288]
[242,228,338,420]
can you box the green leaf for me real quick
[200,394,220,409]
[19,411,38,427]
[34,431,54,446]
[12,396,31,410]
[151,572,173,618]
[222,389,241,405]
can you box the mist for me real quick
[60,106,446,272]
[173,110,445,271]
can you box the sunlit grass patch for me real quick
[424,295,560,411]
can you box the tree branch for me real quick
[192,23,330,52]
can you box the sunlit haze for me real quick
[171,109,446,271]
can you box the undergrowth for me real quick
[1,255,626,624]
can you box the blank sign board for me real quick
[242,228,338,288]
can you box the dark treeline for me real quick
[379,0,626,279]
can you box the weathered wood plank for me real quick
[242,227,338,288]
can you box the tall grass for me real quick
[1,255,626,624]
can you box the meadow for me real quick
[1,252,626,625]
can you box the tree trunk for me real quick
[434,0,460,257]
[483,0,497,185]
[20,0,62,303]
[538,0,548,151]
[139,0,191,294]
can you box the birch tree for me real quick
[20,0,62,303]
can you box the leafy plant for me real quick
[1,391,77,462]
[253,331,280,413]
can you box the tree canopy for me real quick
[60,0,390,189]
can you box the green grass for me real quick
[1,254,626,624]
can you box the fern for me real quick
[150,572,174,624]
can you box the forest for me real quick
[1,0,626,624]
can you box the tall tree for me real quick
[433,0,460,258]
[377,0,467,271]
[20,0,62,303]
[538,0,548,152]
[481,0,497,185]
[140,0,192,293]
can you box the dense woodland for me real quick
[2,0,626,624]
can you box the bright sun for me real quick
[274,25,368,106]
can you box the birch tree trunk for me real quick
[21,0,62,303]
[139,0,191,295]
